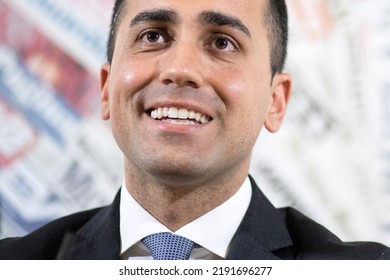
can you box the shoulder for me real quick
[281,207,390,259]
[246,176,390,259]
[0,207,103,260]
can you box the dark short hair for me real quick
[106,0,288,76]
[107,0,127,65]
[264,0,288,76]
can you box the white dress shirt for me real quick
[119,177,252,260]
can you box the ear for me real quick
[100,63,111,120]
[264,73,292,133]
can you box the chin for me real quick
[148,163,209,186]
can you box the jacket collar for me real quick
[226,175,293,259]
[56,191,122,259]
[57,175,293,259]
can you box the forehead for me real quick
[121,0,267,31]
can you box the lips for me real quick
[149,107,212,124]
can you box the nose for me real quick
[159,41,204,88]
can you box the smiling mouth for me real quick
[148,107,212,125]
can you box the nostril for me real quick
[185,80,199,88]
[161,78,200,88]
[159,66,203,88]
[161,78,174,86]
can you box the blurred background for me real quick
[0,0,389,246]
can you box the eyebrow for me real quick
[198,11,251,38]
[130,9,251,38]
[130,9,178,26]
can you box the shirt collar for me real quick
[119,177,252,258]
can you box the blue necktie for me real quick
[142,232,197,260]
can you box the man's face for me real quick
[101,0,291,186]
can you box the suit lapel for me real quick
[57,176,292,260]
[56,191,122,260]
[227,176,293,259]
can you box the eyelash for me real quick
[137,29,239,53]
[138,28,172,44]
[207,34,239,52]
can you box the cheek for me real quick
[213,66,270,112]
[110,60,146,95]
[212,66,248,102]
[214,67,273,140]
[109,59,156,112]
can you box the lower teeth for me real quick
[162,119,196,125]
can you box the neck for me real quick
[124,161,249,231]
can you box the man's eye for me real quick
[210,36,237,52]
[146,31,162,42]
[139,30,169,43]
[215,38,229,49]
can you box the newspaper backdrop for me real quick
[0,0,389,246]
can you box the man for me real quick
[0,0,389,260]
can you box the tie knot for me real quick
[142,232,197,260]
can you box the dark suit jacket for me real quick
[1,176,389,259]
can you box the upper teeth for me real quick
[150,107,211,124]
